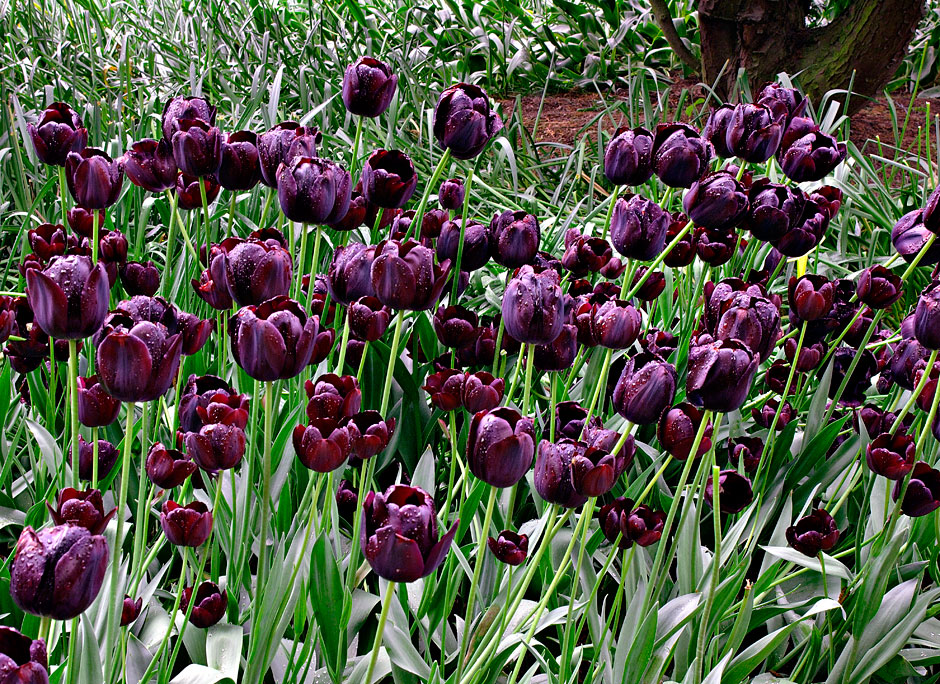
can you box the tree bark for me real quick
[693,0,925,113]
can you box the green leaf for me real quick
[311,533,347,679]
[168,664,235,684]
[761,545,853,580]
[206,624,242,682]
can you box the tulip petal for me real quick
[422,521,458,577]
[236,318,286,381]
[366,526,425,583]
[98,332,153,402]
[51,534,108,619]
[26,268,70,339]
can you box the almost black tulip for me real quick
[914,282,940,350]
[610,195,670,261]
[217,130,261,191]
[372,239,451,311]
[533,440,588,508]
[221,233,293,306]
[687,339,758,412]
[433,305,478,348]
[326,243,378,305]
[73,436,119,482]
[171,118,222,178]
[487,530,528,566]
[702,104,735,158]
[303,374,361,423]
[630,267,664,301]
[714,291,781,362]
[361,149,417,209]
[892,209,940,266]
[97,320,182,402]
[257,122,322,188]
[752,399,794,430]
[651,123,712,188]
[177,375,246,433]
[146,443,197,489]
[786,509,840,556]
[336,479,358,523]
[437,219,492,272]
[554,401,601,440]
[728,436,764,472]
[29,222,75,260]
[11,524,108,619]
[186,419,247,473]
[119,261,160,297]
[348,296,391,341]
[162,96,216,141]
[788,275,833,321]
[121,596,143,626]
[122,138,177,193]
[501,265,565,345]
[468,407,535,487]
[613,352,677,425]
[0,627,48,684]
[683,171,749,230]
[771,194,830,258]
[439,177,465,210]
[423,368,465,411]
[181,581,227,628]
[462,371,504,413]
[343,411,396,463]
[663,213,696,267]
[561,229,619,277]
[744,179,805,242]
[829,346,877,406]
[28,102,87,166]
[160,500,212,547]
[857,266,902,309]
[866,431,915,480]
[277,156,352,225]
[591,298,640,350]
[433,83,503,160]
[704,470,753,514]
[694,227,737,266]
[76,374,120,428]
[598,497,665,549]
[65,148,124,209]
[534,323,578,372]
[342,57,398,118]
[26,255,108,340]
[293,419,350,473]
[604,126,654,185]
[779,126,847,182]
[47,488,115,535]
[489,210,540,268]
[361,484,457,582]
[567,437,629,498]
[658,402,713,460]
[726,102,785,163]
[175,172,220,210]
[757,83,808,121]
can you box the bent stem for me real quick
[364,580,396,684]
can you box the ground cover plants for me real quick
[4,2,940,684]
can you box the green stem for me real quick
[198,177,212,261]
[624,220,693,300]
[364,581,396,684]
[379,312,404,415]
[58,166,69,227]
[161,191,180,297]
[131,403,151,573]
[694,464,722,684]
[336,313,351,373]
[226,191,236,239]
[449,159,479,301]
[136,551,189,684]
[91,199,99,264]
[66,617,80,684]
[67,340,79,489]
[457,485,498,677]
[402,148,452,243]
[258,381,275,594]
[443,410,461,527]
[522,344,536,415]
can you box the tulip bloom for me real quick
[47,487,115,535]
[342,57,398,118]
[185,420,247,473]
[360,484,457,582]
[857,266,903,309]
[176,173,220,210]
[604,125,654,186]
[788,275,833,321]
[257,122,321,188]
[371,239,451,311]
[26,255,109,340]
[65,148,124,209]
[610,195,670,261]
[119,261,160,297]
[598,497,665,549]
[894,461,940,517]
[216,233,293,307]
[171,118,222,178]
[613,352,677,425]
[704,470,754,514]
[702,104,735,158]
[11,524,108,619]
[726,102,785,163]
[293,419,350,473]
[786,509,840,556]
[361,149,417,209]
[591,299,641,350]
[866,432,915,480]
[658,402,713,460]
[348,296,391,341]
[468,407,535,487]
[487,530,529,566]
[0,626,49,684]
[682,171,749,231]
[343,411,395,463]
[182,581,227,628]
[28,102,87,166]
[160,501,212,547]
[778,127,847,182]
[121,596,143,626]
[97,320,183,402]
[489,210,540,268]
[729,436,764,472]
[122,138,178,193]
[462,371,504,413]
[686,339,759,413]
[534,324,578,372]
[433,305,479,348]
[438,219,492,272]
[162,96,216,141]
[423,369,465,411]
[326,242,378,305]
[533,440,588,508]
[914,282,940,350]
[651,123,712,188]
[433,83,504,160]
[74,436,119,481]
[501,265,565,345]
[439,177,465,210]
[146,443,197,489]
[304,374,361,423]
[217,130,262,191]
[277,156,352,225]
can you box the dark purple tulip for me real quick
[752,399,794,430]
[566,438,629,498]
[160,500,212,547]
[693,227,735,266]
[119,261,160,297]
[97,320,183,402]
[729,436,764,473]
[704,470,753,514]
[714,292,781,362]
[488,211,540,268]
[121,596,143,626]
[462,371,504,413]
[361,149,417,209]
[423,368,465,411]
[487,530,528,566]
[122,138,177,193]
[11,524,108,619]
[866,431,915,480]
[0,627,48,684]
[293,419,350,473]
[788,275,833,321]
[343,411,396,463]
[185,421,247,472]
[437,219,491,272]
[651,123,712,188]
[501,265,565,345]
[304,374,361,423]
[726,102,785,163]
[786,509,840,556]
[533,440,588,508]
[65,148,124,209]
[332,185,377,232]
[47,488,115,535]
[857,266,902,309]
[534,324,578,372]
[433,305,478,348]
[914,282,940,350]
[162,96,216,141]
[468,407,535,487]
[336,479,358,522]
[257,122,322,188]
[554,401,601,440]
[360,484,457,582]
[181,581,227,628]
[342,57,398,118]
[894,462,940,517]
[67,208,105,238]
[326,242,378,305]
[348,296,391,341]
[658,402,713,460]
[683,171,749,230]
[771,194,830,258]
[779,127,847,182]
[439,177,465,210]
[74,436,119,481]
[829,347,877,406]
[146,443,197,489]
[371,239,451,311]
[744,179,805,242]
[702,104,735,158]
[277,156,352,225]
[687,339,759,412]
[757,83,808,121]
[28,102,87,167]
[591,299,641,350]
[220,234,293,306]
[76,374,120,427]
[598,497,665,549]
[217,130,261,191]
[171,118,222,178]
[663,213,696,267]
[604,125,655,186]
[99,230,129,271]
[26,255,108,340]
[613,352,677,425]
[610,194,670,261]
[561,229,618,277]
[892,209,940,266]
[175,173,220,210]
[433,83,504,160]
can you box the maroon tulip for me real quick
[121,596,143,626]
[433,83,503,160]
[682,171,749,231]
[778,126,847,182]
[561,229,619,277]
[66,207,105,238]
[554,401,601,440]
[752,399,794,430]
[162,96,216,141]
[439,177,465,210]
[651,122,712,188]
[658,402,713,460]
[489,211,540,268]
[146,443,197,489]
[533,440,588,508]
[894,461,940,517]
[304,374,361,423]
[857,266,902,309]
[361,149,418,209]
[348,296,391,341]
[119,261,160,297]
[433,305,478,348]
[487,530,529,566]
[663,212,696,267]
[437,219,492,272]
[591,299,641,350]
[604,125,654,186]
[217,130,261,191]
[610,194,671,261]
[728,436,764,473]
[218,233,293,306]
[257,122,321,188]
[293,419,350,473]
[26,255,109,340]
[786,509,840,556]
[325,243,378,306]
[342,57,398,118]
[175,173,220,210]
[371,239,451,311]
[76,374,120,427]
[686,339,759,413]
[914,282,940,350]
[788,275,833,322]
[47,488,115,535]
[534,324,578,372]
[336,479,358,523]
[28,223,74,261]
[277,156,352,225]
[343,411,396,463]
[726,102,785,163]
[598,497,666,549]
[28,102,87,166]
[468,407,535,488]
[462,371,504,413]
[613,352,677,425]
[171,118,222,178]
[181,581,227,628]
[65,148,124,209]
[704,470,753,514]
[361,484,457,582]
[501,265,565,345]
[185,421,247,473]
[74,436,119,482]
[423,369,465,411]
[96,320,183,402]
[744,179,806,242]
[122,138,177,193]
[0,626,48,684]
[160,501,212,547]
[866,431,915,480]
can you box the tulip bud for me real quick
[757,83,808,120]
[28,102,87,166]
[610,195,670,261]
[728,436,764,472]
[778,126,847,182]
[361,149,418,209]
[76,374,121,428]
[489,210,540,268]
[533,440,588,508]
[788,275,833,321]
[121,596,143,626]
[554,401,601,440]
[181,581,227,628]
[185,422,247,472]
[277,156,352,225]
[658,402,713,460]
[146,442,197,489]
[591,299,641,350]
[866,431,915,480]
[171,119,222,178]
[217,130,261,191]
[0,626,48,683]
[219,234,293,307]
[613,352,677,425]
[431,305,476,348]
[786,508,839,556]
[651,123,712,188]
[604,126,654,185]
[336,479,358,522]
[856,266,902,309]
[433,83,503,160]
[439,177,465,210]
[119,261,160,297]
[468,407,535,487]
[683,171,749,231]
[501,265,565,345]
[914,282,940,350]
[704,470,753,514]
[598,497,665,549]
[122,138,177,193]
[437,219,492,272]
[342,57,398,117]
[694,227,737,266]
[65,148,124,209]
[343,411,395,463]
[487,530,529,566]
[686,339,759,412]
[160,500,212,547]
[257,122,322,188]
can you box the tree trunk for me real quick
[697,0,925,113]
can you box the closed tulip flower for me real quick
[501,265,565,345]
[26,255,109,340]
[218,233,293,306]
[96,320,183,402]
[181,581,227,628]
[561,229,618,277]
[788,275,833,321]
[433,305,478,348]
[468,407,535,487]
[361,149,417,209]
[778,127,847,182]
[744,179,805,242]
[162,96,216,141]
[293,419,350,473]
[663,212,696,267]
[554,401,601,440]
[757,83,808,121]
[121,596,143,626]
[185,420,247,472]
[28,102,87,166]
[257,122,321,188]
[343,411,395,463]
[704,470,753,514]
[489,210,540,268]
[702,104,735,158]
[487,530,528,566]
[714,292,781,362]
[423,368,465,411]
[683,171,749,230]
[217,130,261,191]
[0,626,49,684]
[533,440,588,508]
[433,83,504,160]
[786,509,840,556]
[462,371,504,413]
[171,118,222,177]
[726,102,785,163]
[610,194,670,261]
[47,488,115,535]
[119,261,160,297]
[146,443,197,489]
[770,193,830,258]
[342,57,398,118]
[866,431,915,480]
[894,461,940,517]
[591,299,641,350]
[534,324,578,372]
[857,266,902,309]
[122,138,177,193]
[729,436,764,472]
[566,438,629,498]
[829,347,877,406]
[65,148,124,209]
[914,282,940,350]
[687,339,759,412]
[371,239,451,311]
[160,501,212,547]
[76,374,120,427]
[437,219,491,272]
[752,399,794,429]
[326,242,378,305]
[658,402,713,460]
[277,156,352,225]
[439,177,465,210]
[348,296,391,341]
[651,122,712,188]
[613,352,677,425]
[604,126,655,186]
[175,173,220,210]
[74,436,119,481]
[892,209,940,266]
[598,497,665,549]
[303,374,361,423]
[361,484,457,582]
[11,524,108,619]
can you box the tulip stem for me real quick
[258,381,275,599]
[402,148,451,244]
[296,223,309,299]
[558,497,596,682]
[164,190,201,268]
[364,580,396,684]
[357,341,370,383]
[58,165,69,228]
[198,177,212,262]
[260,188,275,230]
[66,617,80,684]
[137,548,190,684]
[442,410,460,527]
[600,186,619,241]
[67,340,80,489]
[449,158,479,301]
[307,226,322,311]
[91,202,100,264]
[890,348,939,435]
[131,403,151,574]
[522,344,536,416]
[580,347,613,437]
[92,427,99,489]
[161,190,179,298]
[458,484,498,676]
[379,312,404,415]
[336,312,351,373]
[694,465,723,684]
[226,191,236,239]
[350,116,364,174]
